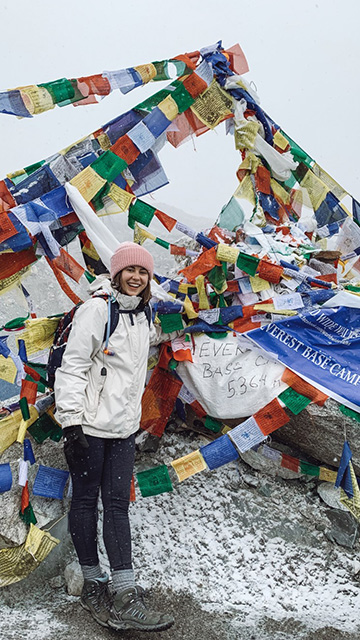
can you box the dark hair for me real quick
[111,270,152,304]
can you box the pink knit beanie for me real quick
[110,242,154,280]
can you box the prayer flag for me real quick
[278,387,311,415]
[236,253,260,276]
[171,450,206,482]
[229,417,265,452]
[254,398,289,435]
[32,465,69,499]
[0,463,12,493]
[136,465,173,497]
[200,434,239,470]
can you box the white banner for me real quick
[176,333,286,419]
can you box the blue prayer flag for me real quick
[0,463,12,493]
[200,435,239,470]
[335,441,354,498]
[33,465,69,499]
[24,439,36,465]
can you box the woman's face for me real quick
[119,265,149,296]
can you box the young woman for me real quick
[54,242,175,632]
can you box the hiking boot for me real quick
[108,585,174,632]
[80,573,113,628]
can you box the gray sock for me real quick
[81,564,103,581]
[111,569,136,592]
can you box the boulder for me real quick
[272,398,360,474]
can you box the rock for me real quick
[239,448,303,480]
[325,509,359,548]
[241,473,259,488]
[64,560,83,596]
[273,398,360,474]
[49,575,65,589]
[317,482,347,511]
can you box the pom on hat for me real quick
[110,242,154,280]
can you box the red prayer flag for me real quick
[154,209,176,232]
[254,398,289,435]
[281,454,300,473]
[111,135,139,165]
[281,369,328,406]
[20,379,38,405]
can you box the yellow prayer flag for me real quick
[134,63,157,83]
[158,95,179,121]
[300,171,328,211]
[270,179,291,205]
[234,175,256,206]
[18,85,54,115]
[178,283,192,294]
[195,275,210,310]
[0,409,22,454]
[17,406,39,444]
[234,120,260,151]
[108,183,135,212]
[340,462,360,521]
[19,317,60,356]
[0,356,16,384]
[318,467,338,482]
[190,79,233,129]
[250,275,270,293]
[96,133,112,151]
[312,163,347,201]
[183,295,198,319]
[237,153,261,175]
[253,303,275,313]
[0,524,59,587]
[216,244,239,264]
[70,166,106,202]
[273,130,289,151]
[171,450,207,482]
[6,169,26,180]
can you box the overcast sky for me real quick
[1,0,359,223]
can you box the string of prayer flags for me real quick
[171,450,207,482]
[278,387,311,415]
[32,465,69,499]
[0,463,12,493]
[19,480,37,525]
[0,524,59,588]
[200,434,239,470]
[136,465,173,497]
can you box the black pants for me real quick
[66,433,136,571]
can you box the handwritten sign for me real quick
[176,333,286,418]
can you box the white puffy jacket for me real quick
[54,277,172,439]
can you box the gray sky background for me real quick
[1,0,359,222]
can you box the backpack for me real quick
[47,294,152,390]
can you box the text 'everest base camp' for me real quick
[1,40,360,639]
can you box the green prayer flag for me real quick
[84,270,96,283]
[168,358,178,370]
[158,313,183,333]
[136,88,172,112]
[19,503,37,525]
[218,197,245,232]
[339,404,360,422]
[278,387,311,415]
[170,59,187,76]
[39,78,75,104]
[57,78,87,106]
[300,460,320,477]
[91,150,127,182]
[26,362,48,392]
[207,332,228,339]
[207,266,227,292]
[152,61,171,81]
[170,82,194,114]
[28,413,62,444]
[280,130,314,168]
[345,284,360,293]
[25,160,45,176]
[236,253,260,276]
[204,416,222,433]
[155,237,170,250]
[128,200,155,229]
[91,183,111,212]
[19,397,30,421]
[136,465,173,497]
[3,314,29,331]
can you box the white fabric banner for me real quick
[176,333,286,419]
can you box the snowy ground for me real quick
[1,429,360,640]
